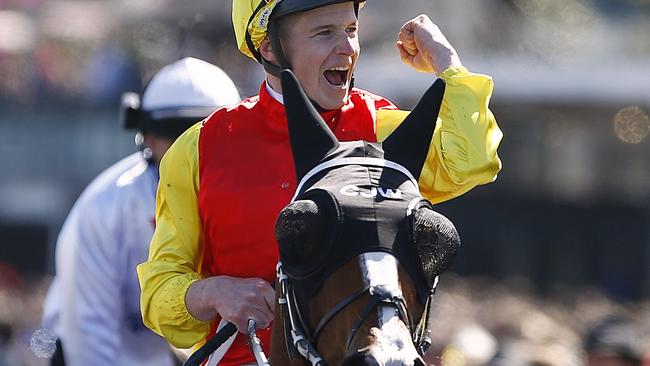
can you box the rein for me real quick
[181,320,270,366]
[248,319,270,366]
[181,323,236,366]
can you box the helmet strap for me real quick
[262,18,328,112]
[261,57,285,79]
[262,19,292,78]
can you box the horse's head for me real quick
[271,71,460,366]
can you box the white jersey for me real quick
[43,152,175,366]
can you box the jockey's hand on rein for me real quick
[212,276,275,333]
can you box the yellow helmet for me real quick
[232,0,364,64]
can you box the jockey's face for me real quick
[278,2,360,110]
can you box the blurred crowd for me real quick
[0,275,647,366]
[426,276,650,366]
[2,0,650,107]
[0,1,262,108]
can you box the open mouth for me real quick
[323,66,350,88]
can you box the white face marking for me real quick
[359,253,421,366]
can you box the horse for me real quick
[182,70,459,366]
[268,70,461,366]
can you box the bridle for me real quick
[276,261,438,366]
[270,153,442,365]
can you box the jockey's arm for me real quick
[137,123,210,348]
[375,65,503,204]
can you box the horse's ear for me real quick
[382,79,446,180]
[281,70,340,181]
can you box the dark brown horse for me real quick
[269,71,460,366]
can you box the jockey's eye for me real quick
[275,197,336,278]
[411,206,461,287]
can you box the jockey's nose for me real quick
[341,351,381,366]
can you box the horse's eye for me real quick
[411,207,461,285]
[275,199,331,268]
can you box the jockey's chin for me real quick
[310,72,352,110]
[291,47,357,111]
[290,45,357,111]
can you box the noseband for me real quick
[277,261,436,366]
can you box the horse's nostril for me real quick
[341,352,381,366]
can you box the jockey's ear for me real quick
[382,79,445,180]
[281,70,340,181]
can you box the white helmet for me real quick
[120,57,241,139]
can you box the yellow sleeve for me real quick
[136,122,210,348]
[376,66,503,204]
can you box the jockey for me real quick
[42,57,240,366]
[138,1,503,365]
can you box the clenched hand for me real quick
[397,14,463,75]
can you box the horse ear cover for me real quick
[275,199,336,275]
[411,206,460,284]
[275,200,319,264]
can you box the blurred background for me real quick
[0,0,649,364]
